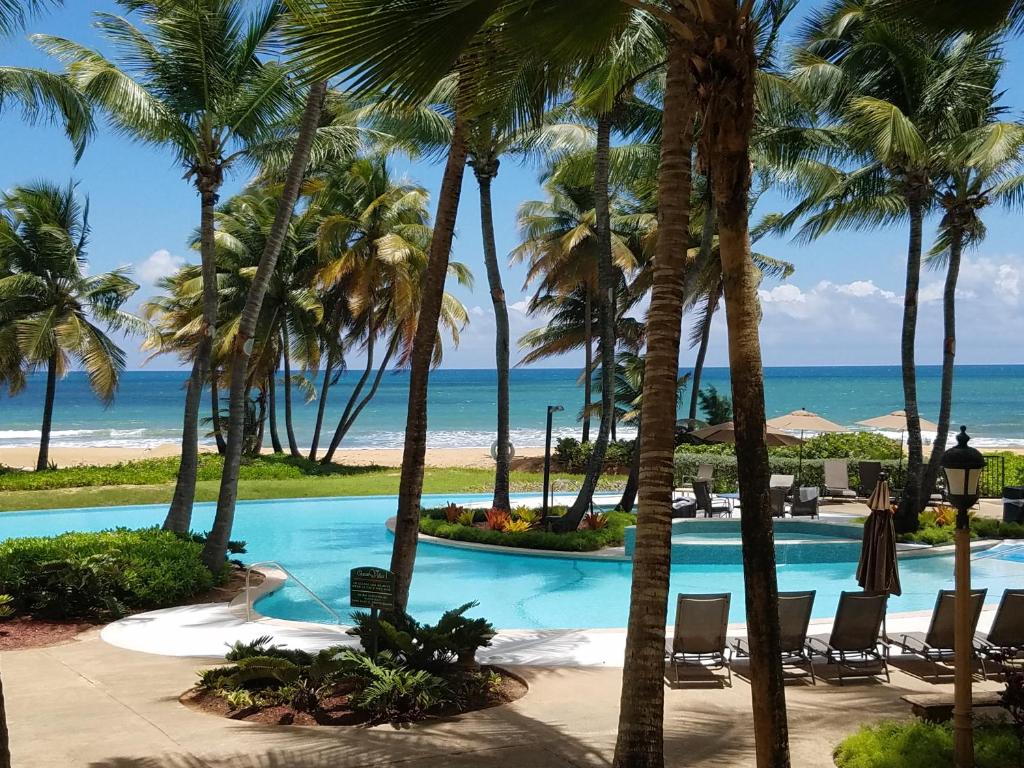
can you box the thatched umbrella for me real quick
[857,472,902,598]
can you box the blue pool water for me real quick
[3,494,1024,629]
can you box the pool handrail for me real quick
[244,560,343,625]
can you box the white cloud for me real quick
[509,298,532,314]
[137,249,185,284]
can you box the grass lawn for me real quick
[0,455,626,512]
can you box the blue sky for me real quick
[2,1,1023,370]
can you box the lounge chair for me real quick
[671,497,697,518]
[694,481,731,518]
[824,459,857,500]
[806,591,890,684]
[887,589,987,680]
[975,589,1024,674]
[667,593,732,687]
[790,487,820,519]
[858,461,882,498]
[734,590,816,683]
[676,463,714,494]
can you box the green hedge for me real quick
[834,720,1017,768]
[554,438,635,472]
[419,511,636,552]
[673,452,907,493]
[0,528,222,619]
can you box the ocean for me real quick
[1,366,1022,451]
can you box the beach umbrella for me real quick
[691,421,804,448]
[856,410,939,473]
[857,472,902,599]
[767,408,848,481]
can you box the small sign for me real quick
[350,566,395,610]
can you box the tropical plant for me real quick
[0,182,142,470]
[37,0,303,533]
[698,385,733,425]
[484,508,510,531]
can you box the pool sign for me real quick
[350,566,395,610]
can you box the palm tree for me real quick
[37,0,300,533]
[920,119,1024,498]
[783,4,1001,528]
[0,182,141,470]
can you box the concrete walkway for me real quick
[4,631,1006,768]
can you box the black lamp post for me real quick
[542,405,564,518]
[941,425,985,768]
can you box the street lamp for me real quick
[542,405,564,519]
[941,425,986,768]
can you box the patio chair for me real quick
[975,589,1024,674]
[769,474,795,518]
[676,463,714,493]
[887,589,987,680]
[734,590,817,683]
[858,461,882,498]
[694,481,731,518]
[667,593,732,687]
[790,487,820,519]
[806,591,890,684]
[824,459,857,500]
[671,497,698,518]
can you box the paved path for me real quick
[3,631,1006,768]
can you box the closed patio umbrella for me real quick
[767,408,848,482]
[857,472,902,599]
[691,421,804,448]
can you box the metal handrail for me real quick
[244,560,342,624]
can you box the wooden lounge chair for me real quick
[975,588,1024,675]
[734,590,816,683]
[806,591,890,684]
[790,487,820,518]
[667,593,732,687]
[858,461,882,498]
[887,589,987,680]
[694,481,731,518]
[824,459,857,500]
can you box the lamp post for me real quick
[542,405,564,518]
[941,425,985,768]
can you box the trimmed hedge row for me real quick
[0,528,223,619]
[419,511,636,552]
[673,452,908,493]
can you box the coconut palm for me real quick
[919,119,1024,499]
[0,182,142,470]
[781,4,1001,528]
[36,0,302,533]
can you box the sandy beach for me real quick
[0,444,550,471]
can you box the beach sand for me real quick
[0,444,549,471]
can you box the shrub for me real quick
[420,511,636,552]
[0,528,220,619]
[833,719,1018,768]
[443,502,464,524]
[581,511,608,530]
[456,510,476,526]
[502,519,532,534]
[511,507,541,527]
[484,509,510,531]
[342,651,451,723]
[554,437,636,472]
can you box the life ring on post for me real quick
[490,440,515,461]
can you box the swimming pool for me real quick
[3,494,1024,629]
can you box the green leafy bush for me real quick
[673,452,907,493]
[420,511,636,552]
[773,432,902,460]
[0,528,220,619]
[554,438,635,472]
[341,651,451,722]
[833,720,1018,768]
[899,513,1024,545]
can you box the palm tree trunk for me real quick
[211,372,226,454]
[0,670,10,768]
[687,200,719,422]
[618,423,642,513]
[707,22,790,766]
[391,97,470,611]
[35,351,57,471]
[923,224,964,502]
[582,285,593,443]
[164,176,220,533]
[268,370,283,453]
[896,193,927,532]
[474,158,511,511]
[688,289,717,421]
[567,111,617,521]
[613,39,694,768]
[308,350,335,461]
[281,333,301,459]
[323,321,375,464]
[202,81,326,571]
[336,342,395,443]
